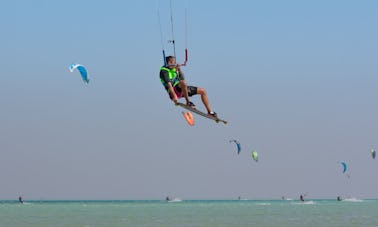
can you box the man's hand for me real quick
[167,82,178,104]
[176,64,183,73]
[172,96,178,104]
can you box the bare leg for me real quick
[197,87,213,113]
[178,80,191,104]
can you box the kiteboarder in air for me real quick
[160,56,217,118]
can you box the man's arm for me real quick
[167,82,178,104]
[177,64,185,80]
[160,69,178,104]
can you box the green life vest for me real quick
[160,66,180,90]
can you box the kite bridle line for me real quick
[182,0,188,66]
[169,0,176,58]
[157,0,189,67]
[157,0,168,67]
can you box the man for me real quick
[159,56,217,117]
[19,196,24,204]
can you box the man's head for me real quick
[166,56,176,68]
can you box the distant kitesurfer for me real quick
[160,56,217,117]
[18,196,24,204]
[166,196,170,202]
[300,194,304,202]
[337,196,342,201]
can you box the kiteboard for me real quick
[176,102,227,124]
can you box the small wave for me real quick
[21,202,31,205]
[343,198,363,202]
[168,198,183,203]
[256,203,271,206]
[292,201,316,205]
[303,201,315,205]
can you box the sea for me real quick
[1,199,377,226]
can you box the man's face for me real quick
[168,57,176,68]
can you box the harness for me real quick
[160,66,180,91]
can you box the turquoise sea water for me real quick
[1,199,377,226]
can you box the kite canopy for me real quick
[69,63,89,84]
[229,140,241,155]
[371,149,376,159]
[341,162,347,173]
[252,150,258,162]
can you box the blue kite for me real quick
[341,162,347,173]
[69,63,89,84]
[229,140,241,155]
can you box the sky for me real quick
[1,0,377,200]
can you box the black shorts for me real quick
[170,85,198,99]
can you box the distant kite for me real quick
[252,150,258,162]
[229,140,241,155]
[371,149,376,159]
[69,63,89,84]
[341,162,347,173]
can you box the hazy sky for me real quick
[1,0,377,200]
